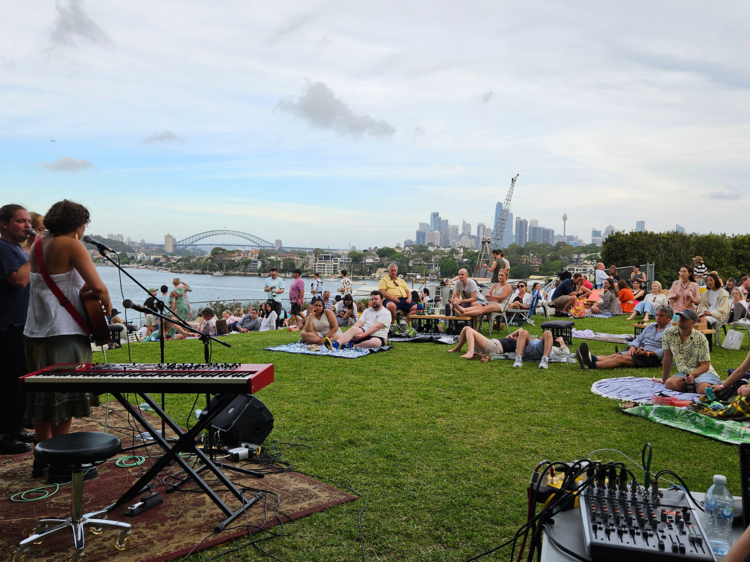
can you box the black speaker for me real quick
[202,394,274,446]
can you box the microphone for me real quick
[82,235,115,253]
[26,228,37,237]
[122,299,154,315]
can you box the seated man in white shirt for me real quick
[327,291,391,349]
[190,307,217,336]
[594,263,608,289]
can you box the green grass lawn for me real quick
[100,316,747,561]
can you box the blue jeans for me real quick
[633,301,656,316]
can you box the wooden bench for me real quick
[633,323,717,351]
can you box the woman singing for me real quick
[24,200,111,473]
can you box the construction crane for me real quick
[475,174,519,278]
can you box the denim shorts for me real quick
[673,372,721,386]
[522,339,545,361]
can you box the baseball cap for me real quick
[676,309,699,322]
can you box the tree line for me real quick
[601,231,750,288]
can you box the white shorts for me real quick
[145,314,158,326]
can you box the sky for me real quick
[1,0,749,249]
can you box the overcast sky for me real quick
[1,0,748,249]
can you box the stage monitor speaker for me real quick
[203,394,274,446]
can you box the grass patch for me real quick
[100,316,744,561]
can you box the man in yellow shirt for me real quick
[378,264,417,326]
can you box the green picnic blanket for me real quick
[621,403,750,445]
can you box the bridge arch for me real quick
[175,230,274,249]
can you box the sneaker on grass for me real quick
[576,342,591,370]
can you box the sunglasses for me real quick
[518,285,526,288]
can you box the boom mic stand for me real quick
[90,242,231,452]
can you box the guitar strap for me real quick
[34,237,92,335]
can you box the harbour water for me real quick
[97,267,436,313]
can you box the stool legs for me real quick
[17,468,131,555]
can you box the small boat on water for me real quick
[213,272,224,276]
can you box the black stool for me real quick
[15,432,131,562]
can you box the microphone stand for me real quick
[93,246,231,453]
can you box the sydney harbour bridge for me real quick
[174,230,341,252]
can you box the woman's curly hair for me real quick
[43,200,90,236]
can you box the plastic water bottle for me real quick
[704,474,734,555]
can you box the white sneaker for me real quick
[539,356,549,369]
[513,356,523,368]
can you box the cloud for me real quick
[269,13,315,44]
[50,0,112,48]
[140,130,184,144]
[708,190,742,200]
[481,91,493,103]
[276,80,396,138]
[37,157,94,172]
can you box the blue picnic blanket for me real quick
[264,342,392,359]
[388,333,459,344]
[591,376,699,404]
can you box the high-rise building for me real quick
[426,231,441,246]
[416,230,426,246]
[164,233,176,253]
[404,239,414,247]
[591,229,602,239]
[529,219,539,227]
[603,224,615,237]
[275,239,282,250]
[430,212,441,232]
[515,218,528,247]
[418,222,430,232]
[542,228,555,245]
[449,224,459,245]
[676,224,686,233]
[636,221,645,232]
[462,221,471,237]
[440,219,449,247]
[505,212,513,245]
[493,202,502,232]
[476,223,487,240]
[528,225,542,244]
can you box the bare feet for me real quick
[460,352,475,359]
[643,314,650,322]
[447,346,461,353]
[454,304,466,315]
[626,313,636,320]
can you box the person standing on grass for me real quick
[338,270,352,297]
[288,269,305,327]
[264,267,285,317]
[310,272,323,300]
[0,204,35,455]
[326,291,391,349]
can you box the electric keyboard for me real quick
[20,363,274,394]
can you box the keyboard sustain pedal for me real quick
[124,491,163,517]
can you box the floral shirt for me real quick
[661,327,717,377]
[340,276,352,296]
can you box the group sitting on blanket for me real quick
[577,306,722,395]
[447,326,554,368]
[324,291,391,350]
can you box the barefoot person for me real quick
[302,298,341,346]
[327,291,391,349]
[448,326,554,368]
[24,200,112,463]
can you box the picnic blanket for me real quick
[388,332,459,344]
[490,351,576,364]
[264,342,392,358]
[622,404,750,445]
[573,329,635,345]
[591,376,699,404]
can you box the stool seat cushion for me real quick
[34,432,121,466]
[108,323,125,333]
[541,320,575,329]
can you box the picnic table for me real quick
[633,323,716,351]
[411,314,472,335]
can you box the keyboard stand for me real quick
[108,392,257,532]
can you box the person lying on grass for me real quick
[447,326,554,368]
[657,308,720,395]
[300,298,341,346]
[576,305,672,370]
[325,291,391,350]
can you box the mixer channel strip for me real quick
[580,483,715,562]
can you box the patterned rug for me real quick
[388,332,459,344]
[264,341,392,358]
[591,376,699,404]
[0,405,357,561]
[621,404,750,445]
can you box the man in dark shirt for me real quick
[549,273,589,313]
[0,204,35,454]
[143,288,160,336]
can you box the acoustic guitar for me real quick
[80,286,112,346]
